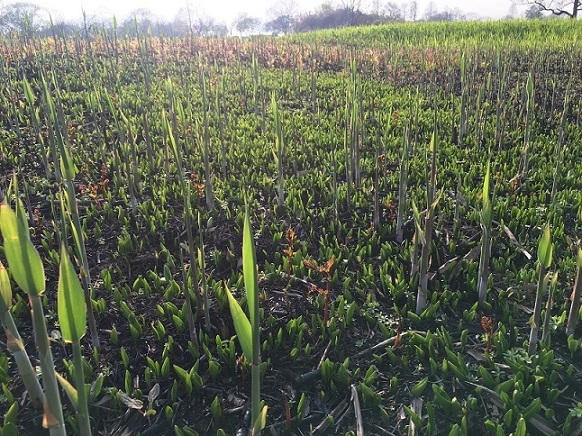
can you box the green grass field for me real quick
[0,19,582,435]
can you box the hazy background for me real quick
[1,0,526,25]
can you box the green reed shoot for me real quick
[551,90,570,204]
[416,128,439,315]
[477,160,492,305]
[566,249,582,336]
[22,77,50,180]
[521,73,534,181]
[0,199,66,435]
[198,212,211,331]
[528,225,553,356]
[396,126,411,244]
[199,63,215,212]
[541,271,558,343]
[0,262,44,408]
[458,52,467,144]
[163,102,202,345]
[60,147,100,348]
[216,73,228,179]
[272,94,285,207]
[57,243,91,435]
[226,204,267,434]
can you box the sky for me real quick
[6,0,525,25]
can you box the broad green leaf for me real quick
[58,244,87,343]
[537,225,553,268]
[243,204,259,327]
[576,248,582,268]
[225,286,252,361]
[0,203,45,296]
[0,262,12,309]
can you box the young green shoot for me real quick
[58,244,91,435]
[0,200,66,435]
[0,262,44,408]
[225,204,267,434]
[528,225,553,356]
[566,249,582,336]
[416,128,439,315]
[477,160,493,305]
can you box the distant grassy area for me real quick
[288,18,582,49]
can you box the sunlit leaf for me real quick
[537,225,552,268]
[56,371,78,409]
[251,405,268,435]
[226,286,252,360]
[0,202,45,296]
[0,261,12,309]
[243,203,259,327]
[58,244,87,343]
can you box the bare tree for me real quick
[265,0,297,34]
[407,0,418,21]
[0,2,45,34]
[385,2,404,20]
[339,0,365,13]
[234,13,261,36]
[524,4,545,17]
[337,0,366,25]
[369,0,383,15]
[514,0,581,18]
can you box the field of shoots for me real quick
[1,19,582,435]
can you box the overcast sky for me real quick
[6,0,525,25]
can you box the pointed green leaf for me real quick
[515,417,527,436]
[0,203,45,296]
[537,225,552,268]
[411,200,426,246]
[225,286,252,360]
[22,77,35,107]
[251,405,268,435]
[576,248,582,268]
[411,377,428,397]
[0,262,12,309]
[14,198,30,240]
[58,244,86,343]
[429,130,437,153]
[482,161,491,207]
[243,204,259,327]
[60,148,77,181]
[56,371,78,409]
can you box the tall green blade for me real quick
[0,203,45,296]
[58,244,87,343]
[226,287,252,360]
[243,204,259,328]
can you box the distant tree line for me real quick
[0,0,574,39]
